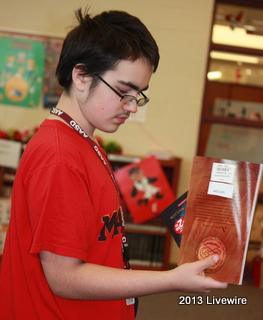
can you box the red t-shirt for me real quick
[0,120,134,320]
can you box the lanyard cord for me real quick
[50,107,130,269]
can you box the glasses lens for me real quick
[121,95,149,107]
[121,95,137,105]
[137,98,149,107]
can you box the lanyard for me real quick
[50,107,130,269]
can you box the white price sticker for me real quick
[208,181,234,199]
[210,163,236,184]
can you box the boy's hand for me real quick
[171,255,228,295]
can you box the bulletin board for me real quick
[0,30,63,108]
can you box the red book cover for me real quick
[178,156,263,285]
[114,156,176,224]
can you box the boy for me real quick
[0,7,227,319]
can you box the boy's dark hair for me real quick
[56,7,160,93]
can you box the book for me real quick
[126,232,165,268]
[178,156,263,285]
[160,191,187,248]
[114,156,175,224]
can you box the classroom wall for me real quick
[0,0,214,264]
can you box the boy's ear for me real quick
[72,65,91,92]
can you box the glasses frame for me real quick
[96,74,149,107]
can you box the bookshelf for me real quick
[108,154,181,270]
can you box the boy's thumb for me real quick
[197,254,220,273]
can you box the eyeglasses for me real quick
[96,74,149,107]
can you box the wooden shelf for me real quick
[202,114,263,129]
[211,43,263,57]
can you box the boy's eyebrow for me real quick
[118,80,149,92]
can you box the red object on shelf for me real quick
[114,156,176,224]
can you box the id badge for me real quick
[126,298,135,306]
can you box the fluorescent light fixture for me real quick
[210,51,259,64]
[213,25,263,50]
[207,71,222,80]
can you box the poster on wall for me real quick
[43,38,63,108]
[0,138,22,169]
[205,123,263,165]
[0,36,45,108]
